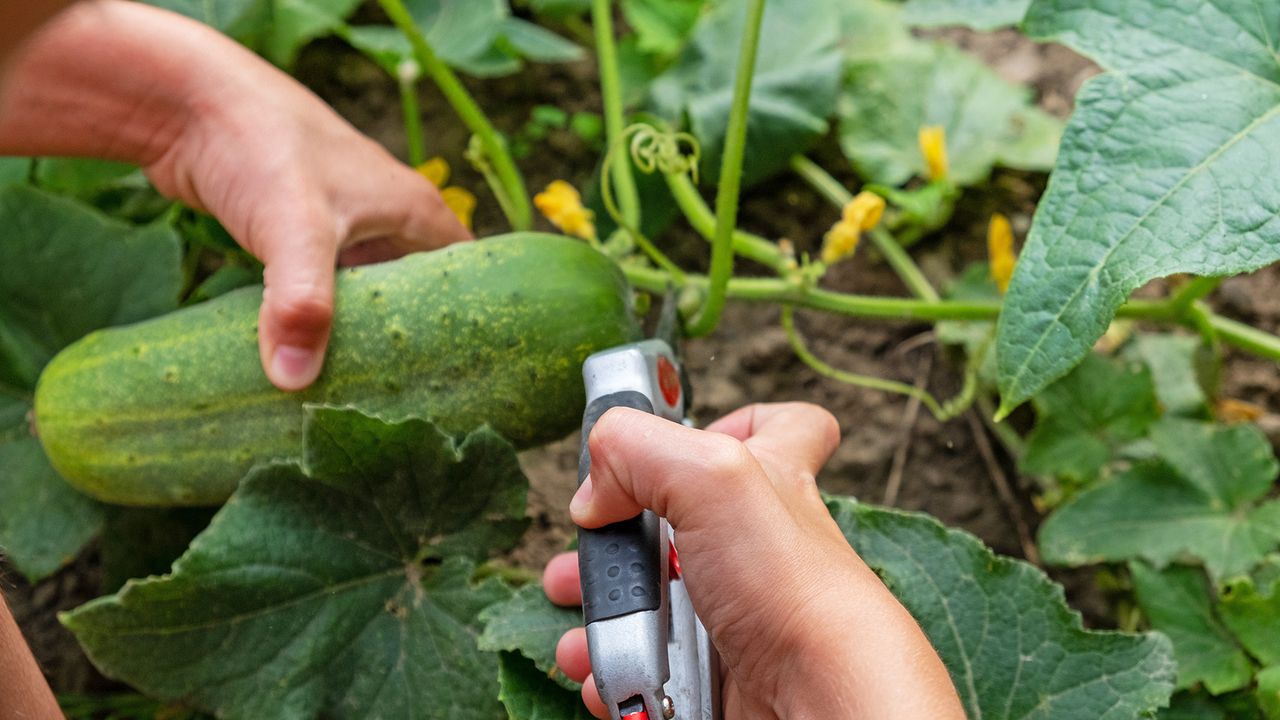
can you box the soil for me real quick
[6,14,1280,698]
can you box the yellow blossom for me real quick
[416,157,451,187]
[842,191,886,232]
[1217,398,1265,424]
[918,126,949,181]
[535,180,596,241]
[440,187,477,231]
[820,221,862,265]
[988,213,1016,293]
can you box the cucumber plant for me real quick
[2,0,1279,717]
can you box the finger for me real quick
[256,216,337,392]
[344,160,472,254]
[337,238,403,267]
[555,627,591,683]
[705,402,841,478]
[542,552,582,607]
[573,407,781,533]
[580,673,608,719]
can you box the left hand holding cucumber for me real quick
[0,0,473,392]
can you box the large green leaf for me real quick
[828,497,1175,719]
[839,40,1062,186]
[901,0,1031,29]
[1039,419,1280,580]
[1021,353,1157,484]
[0,186,182,580]
[1130,562,1253,694]
[497,653,592,720]
[1128,335,1212,418]
[479,584,582,691]
[647,0,843,186]
[142,0,362,66]
[0,157,31,187]
[996,0,1280,410]
[1219,575,1280,667]
[64,409,526,719]
[343,2,580,79]
[1260,666,1280,719]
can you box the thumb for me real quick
[256,227,337,392]
[572,407,782,535]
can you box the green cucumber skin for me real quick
[34,234,640,506]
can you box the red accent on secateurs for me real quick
[657,355,681,408]
[622,712,649,720]
[669,540,682,579]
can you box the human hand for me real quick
[543,403,965,719]
[0,1,472,391]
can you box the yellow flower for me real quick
[918,126,949,181]
[535,180,596,241]
[416,157,450,187]
[987,213,1016,293]
[820,191,884,265]
[415,157,475,230]
[842,191,886,232]
[820,221,861,265]
[440,187,476,231]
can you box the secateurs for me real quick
[577,338,721,720]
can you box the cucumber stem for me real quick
[591,0,640,229]
[685,0,768,337]
[378,0,532,231]
[790,154,941,302]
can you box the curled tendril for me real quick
[597,124,700,280]
[626,125,702,183]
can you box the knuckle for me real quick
[269,288,333,333]
[695,434,754,478]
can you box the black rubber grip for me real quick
[578,391,663,624]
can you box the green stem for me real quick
[622,263,1280,363]
[1168,275,1222,315]
[790,155,941,302]
[783,306,947,418]
[379,0,531,230]
[474,560,540,586]
[664,171,788,271]
[398,74,426,167]
[685,0,767,337]
[591,0,639,228]
[1207,312,1280,360]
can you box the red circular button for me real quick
[657,355,681,409]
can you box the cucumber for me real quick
[34,234,640,506]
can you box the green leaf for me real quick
[1021,353,1157,484]
[839,41,1063,186]
[1039,419,1280,580]
[0,157,32,186]
[0,186,182,580]
[480,584,582,691]
[497,652,591,720]
[1130,562,1253,694]
[997,0,1280,409]
[530,0,592,17]
[34,158,140,196]
[99,507,216,593]
[1219,575,1280,667]
[0,438,103,580]
[621,0,706,58]
[827,496,1176,718]
[499,18,584,63]
[1260,666,1280,719]
[901,0,1031,30]
[143,0,363,66]
[1159,691,1230,720]
[63,408,527,719]
[647,0,843,186]
[1128,335,1211,418]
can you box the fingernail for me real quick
[270,345,322,391]
[570,477,593,518]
